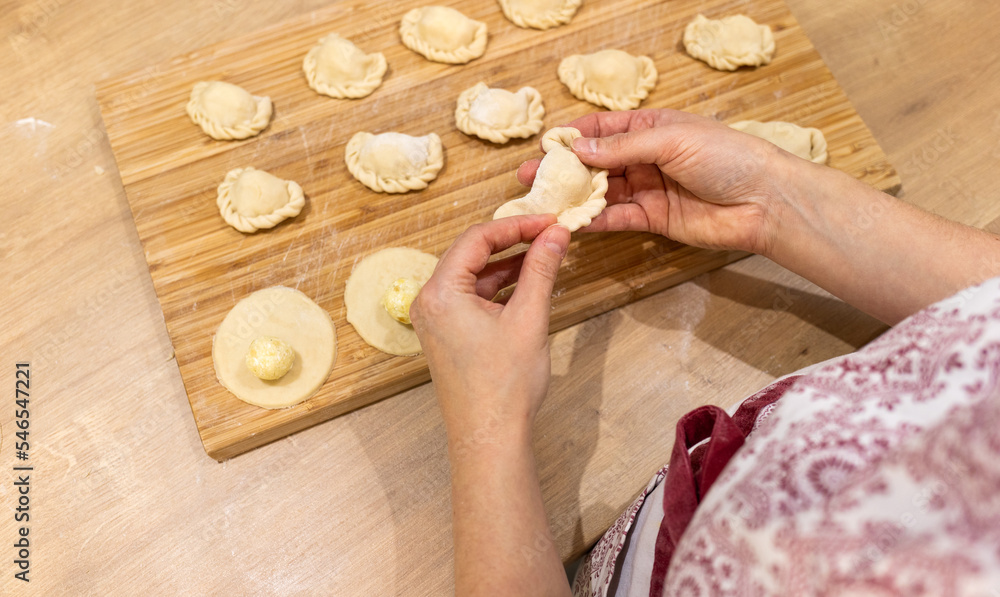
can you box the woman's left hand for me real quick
[412,214,574,596]
[410,214,570,443]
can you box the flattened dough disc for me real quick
[345,248,439,356]
[213,286,337,409]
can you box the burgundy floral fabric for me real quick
[576,277,1000,597]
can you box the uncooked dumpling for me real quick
[303,33,387,99]
[558,49,658,111]
[497,0,581,30]
[494,127,609,231]
[345,248,439,356]
[213,286,337,409]
[455,83,545,144]
[216,167,305,233]
[399,6,488,64]
[186,81,272,140]
[684,14,775,71]
[730,120,828,164]
[345,131,444,193]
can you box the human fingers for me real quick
[580,203,652,233]
[570,126,678,171]
[516,159,541,186]
[437,215,556,282]
[604,176,631,205]
[598,163,666,206]
[566,109,702,139]
[475,252,525,300]
[505,224,570,325]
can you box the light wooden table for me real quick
[2,0,998,594]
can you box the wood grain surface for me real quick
[96,0,899,460]
[5,0,998,594]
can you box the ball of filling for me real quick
[381,278,422,324]
[245,336,295,380]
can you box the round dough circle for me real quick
[213,286,336,409]
[345,248,439,356]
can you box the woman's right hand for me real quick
[517,109,807,257]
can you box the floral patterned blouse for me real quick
[574,277,1000,596]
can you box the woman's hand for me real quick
[410,214,570,442]
[517,109,803,257]
[411,215,573,597]
[519,109,1000,325]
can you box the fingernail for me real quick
[544,225,570,258]
[572,137,597,155]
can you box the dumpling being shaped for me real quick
[303,33,387,99]
[186,81,272,140]
[216,167,306,233]
[683,14,775,71]
[494,127,609,232]
[345,131,444,193]
[558,49,658,111]
[399,6,488,64]
[730,120,828,164]
[455,83,545,144]
[497,0,581,30]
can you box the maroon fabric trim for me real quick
[647,375,801,597]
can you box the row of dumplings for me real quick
[184,3,573,144]
[187,9,777,141]
[186,7,815,235]
[203,6,835,407]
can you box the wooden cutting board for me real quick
[96,0,900,460]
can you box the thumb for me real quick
[507,224,570,321]
[571,128,672,170]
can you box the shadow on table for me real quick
[343,311,622,590]
[543,308,623,562]
[631,266,888,376]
